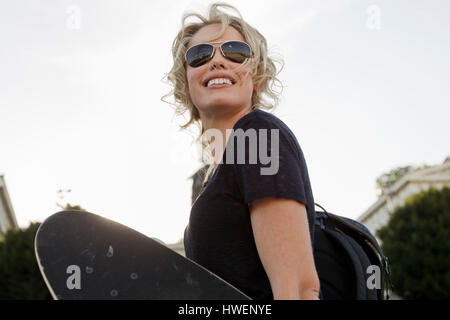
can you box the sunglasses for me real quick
[185,40,253,68]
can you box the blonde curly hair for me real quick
[161,2,284,185]
[162,2,284,132]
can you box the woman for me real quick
[163,3,320,300]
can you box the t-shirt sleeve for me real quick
[231,116,309,208]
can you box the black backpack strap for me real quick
[344,232,378,299]
[314,226,355,299]
[326,229,367,299]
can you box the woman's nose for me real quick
[208,47,227,69]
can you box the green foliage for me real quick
[57,202,87,212]
[377,187,450,299]
[0,223,52,300]
[62,203,86,211]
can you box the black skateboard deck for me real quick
[34,210,250,300]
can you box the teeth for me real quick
[207,78,233,87]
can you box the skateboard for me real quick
[34,210,251,300]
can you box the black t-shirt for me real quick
[184,109,315,300]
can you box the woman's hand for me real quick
[249,197,320,300]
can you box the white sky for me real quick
[1,0,449,244]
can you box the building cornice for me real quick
[358,161,450,222]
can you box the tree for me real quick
[376,186,450,299]
[0,223,52,300]
[58,203,87,211]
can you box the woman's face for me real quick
[186,24,254,117]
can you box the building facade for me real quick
[0,175,19,237]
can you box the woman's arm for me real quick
[249,197,320,300]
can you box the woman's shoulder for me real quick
[233,109,291,132]
[233,109,300,145]
[232,108,304,158]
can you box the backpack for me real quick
[313,203,392,300]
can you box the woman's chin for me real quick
[198,103,240,115]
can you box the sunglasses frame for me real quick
[184,40,253,67]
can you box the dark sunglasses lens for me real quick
[221,41,252,63]
[186,44,213,67]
